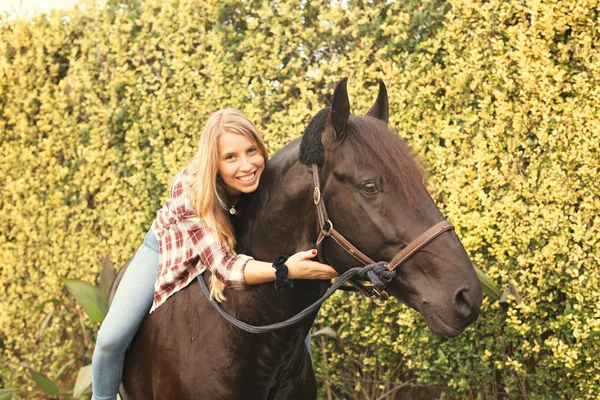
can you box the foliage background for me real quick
[1,0,598,398]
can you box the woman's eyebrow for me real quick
[220,144,255,155]
[220,148,239,155]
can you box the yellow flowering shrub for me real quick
[0,0,598,398]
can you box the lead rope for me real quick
[197,261,395,334]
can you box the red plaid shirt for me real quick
[149,169,251,313]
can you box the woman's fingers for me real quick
[299,261,337,279]
[306,260,335,271]
[303,249,318,259]
[287,249,315,264]
[305,250,337,276]
[285,249,337,280]
[308,262,338,278]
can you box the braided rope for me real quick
[197,261,394,334]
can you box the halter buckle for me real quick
[370,288,389,307]
[313,187,321,205]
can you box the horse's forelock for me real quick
[299,108,330,166]
[347,117,427,209]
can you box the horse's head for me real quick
[300,78,482,337]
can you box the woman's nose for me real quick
[239,156,253,171]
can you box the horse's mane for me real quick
[299,108,329,167]
[299,108,426,208]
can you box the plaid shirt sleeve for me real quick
[150,169,252,313]
[176,215,252,291]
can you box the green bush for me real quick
[1,0,598,398]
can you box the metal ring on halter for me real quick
[313,187,321,205]
[322,219,334,236]
[370,289,390,307]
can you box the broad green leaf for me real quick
[72,364,92,398]
[26,368,59,395]
[100,255,116,297]
[473,265,501,301]
[0,388,19,400]
[64,279,108,323]
[312,326,338,339]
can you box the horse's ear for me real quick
[327,77,350,140]
[366,80,389,124]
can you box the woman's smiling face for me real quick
[217,131,265,196]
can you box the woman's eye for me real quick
[360,181,378,195]
[225,154,236,160]
[248,147,258,154]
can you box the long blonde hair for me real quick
[185,108,268,301]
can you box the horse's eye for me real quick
[360,181,379,195]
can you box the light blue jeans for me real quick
[91,229,312,400]
[91,229,159,400]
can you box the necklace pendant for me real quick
[229,206,236,215]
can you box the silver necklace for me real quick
[228,196,241,215]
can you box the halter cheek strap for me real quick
[311,164,455,301]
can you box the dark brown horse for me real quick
[111,78,482,399]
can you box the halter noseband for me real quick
[311,164,455,302]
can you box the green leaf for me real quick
[35,298,64,312]
[99,255,116,297]
[0,388,19,400]
[473,264,501,301]
[72,364,92,398]
[64,279,108,323]
[25,367,59,395]
[312,326,338,339]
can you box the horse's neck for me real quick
[239,139,318,259]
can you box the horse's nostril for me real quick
[454,288,473,317]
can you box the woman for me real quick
[91,108,337,400]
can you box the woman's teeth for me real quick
[237,172,255,182]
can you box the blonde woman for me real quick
[91,108,337,400]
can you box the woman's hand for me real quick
[285,249,338,280]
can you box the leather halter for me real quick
[311,164,455,301]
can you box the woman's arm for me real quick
[167,172,337,288]
[179,216,337,289]
[243,250,337,285]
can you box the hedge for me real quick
[0,0,598,398]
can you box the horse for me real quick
[110,78,482,399]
